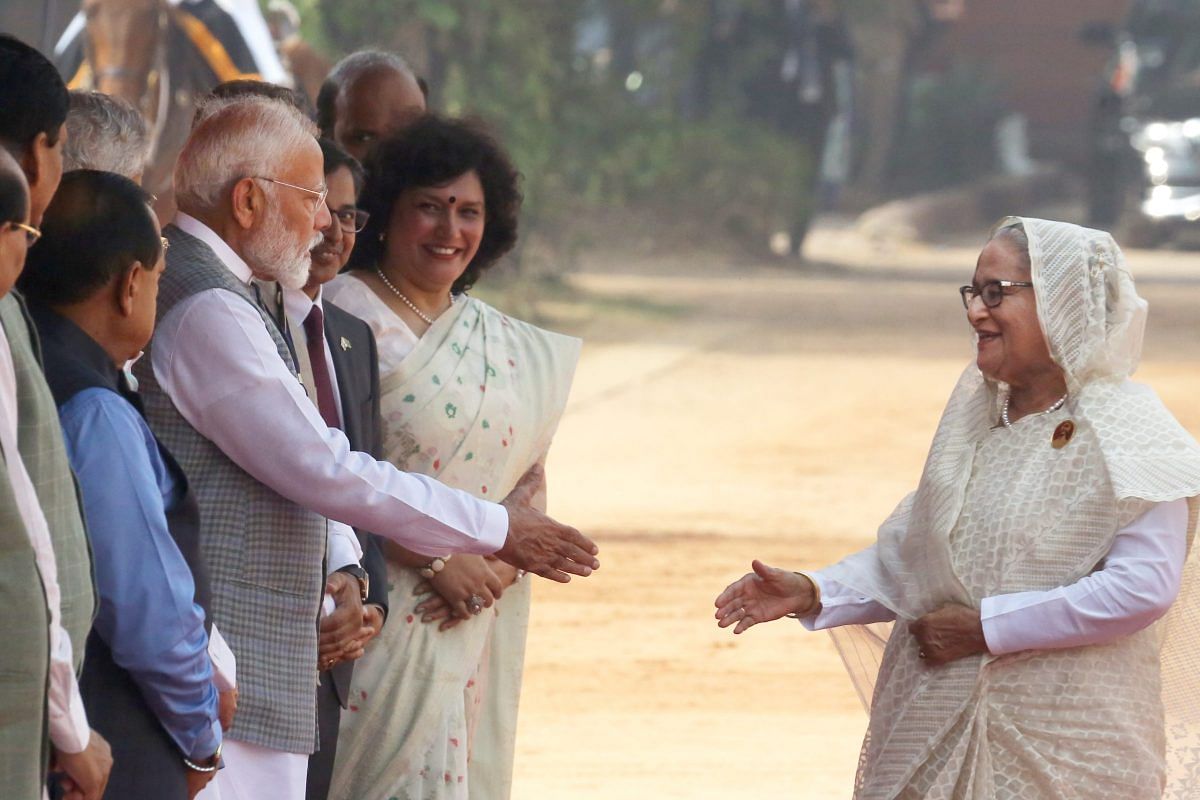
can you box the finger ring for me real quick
[918,649,927,659]
[739,607,746,616]
[468,595,484,614]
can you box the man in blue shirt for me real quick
[19,169,224,798]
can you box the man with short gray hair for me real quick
[316,50,426,162]
[136,94,598,798]
[63,91,149,181]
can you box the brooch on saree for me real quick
[1052,420,1075,449]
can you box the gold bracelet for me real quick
[785,571,821,618]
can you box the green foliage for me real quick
[300,0,822,263]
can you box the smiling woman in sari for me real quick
[325,115,580,800]
[716,217,1200,799]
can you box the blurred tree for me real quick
[299,1,872,262]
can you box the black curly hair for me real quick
[347,114,522,294]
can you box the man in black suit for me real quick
[289,138,389,800]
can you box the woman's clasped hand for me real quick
[413,556,505,631]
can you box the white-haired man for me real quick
[62,91,149,181]
[134,96,598,798]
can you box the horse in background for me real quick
[55,0,267,211]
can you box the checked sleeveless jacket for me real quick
[135,224,327,754]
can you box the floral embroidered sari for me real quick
[328,292,580,800]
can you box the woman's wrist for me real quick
[786,571,821,618]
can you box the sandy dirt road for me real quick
[505,229,1200,799]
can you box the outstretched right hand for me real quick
[496,464,599,583]
[714,560,817,634]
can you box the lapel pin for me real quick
[1052,420,1075,449]
[340,337,352,351]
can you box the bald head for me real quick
[317,50,426,162]
[0,147,31,298]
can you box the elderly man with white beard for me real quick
[135,96,599,799]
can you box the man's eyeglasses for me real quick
[959,280,1034,309]
[329,206,370,234]
[4,221,41,246]
[254,176,329,213]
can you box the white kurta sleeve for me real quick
[0,328,89,753]
[207,623,237,693]
[326,521,363,574]
[151,289,508,557]
[801,552,898,631]
[981,498,1189,655]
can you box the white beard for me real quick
[245,204,321,290]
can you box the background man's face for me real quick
[334,68,426,162]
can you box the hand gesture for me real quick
[496,464,598,583]
[908,603,987,666]
[414,555,504,631]
[54,730,113,800]
[714,560,817,634]
[319,571,364,671]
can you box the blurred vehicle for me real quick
[1083,0,1200,246]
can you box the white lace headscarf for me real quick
[1010,216,1200,501]
[824,216,1200,792]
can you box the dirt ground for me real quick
[504,224,1200,799]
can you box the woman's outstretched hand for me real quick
[714,560,817,634]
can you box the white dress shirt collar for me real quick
[174,212,255,286]
[282,285,322,330]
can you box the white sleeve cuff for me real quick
[207,623,237,692]
[800,572,897,631]
[325,520,363,574]
[473,501,509,556]
[47,634,90,754]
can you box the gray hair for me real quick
[175,96,317,214]
[316,50,420,134]
[63,91,148,178]
[326,50,414,87]
[989,217,1032,272]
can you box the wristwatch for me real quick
[338,564,370,603]
[183,742,222,773]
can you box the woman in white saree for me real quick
[716,217,1200,799]
[325,116,580,800]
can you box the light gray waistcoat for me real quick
[135,224,326,754]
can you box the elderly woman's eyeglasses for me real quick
[4,221,41,246]
[254,177,329,212]
[959,280,1034,309]
[329,206,370,234]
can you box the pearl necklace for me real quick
[1001,392,1068,429]
[374,268,451,325]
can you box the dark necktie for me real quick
[303,305,341,430]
